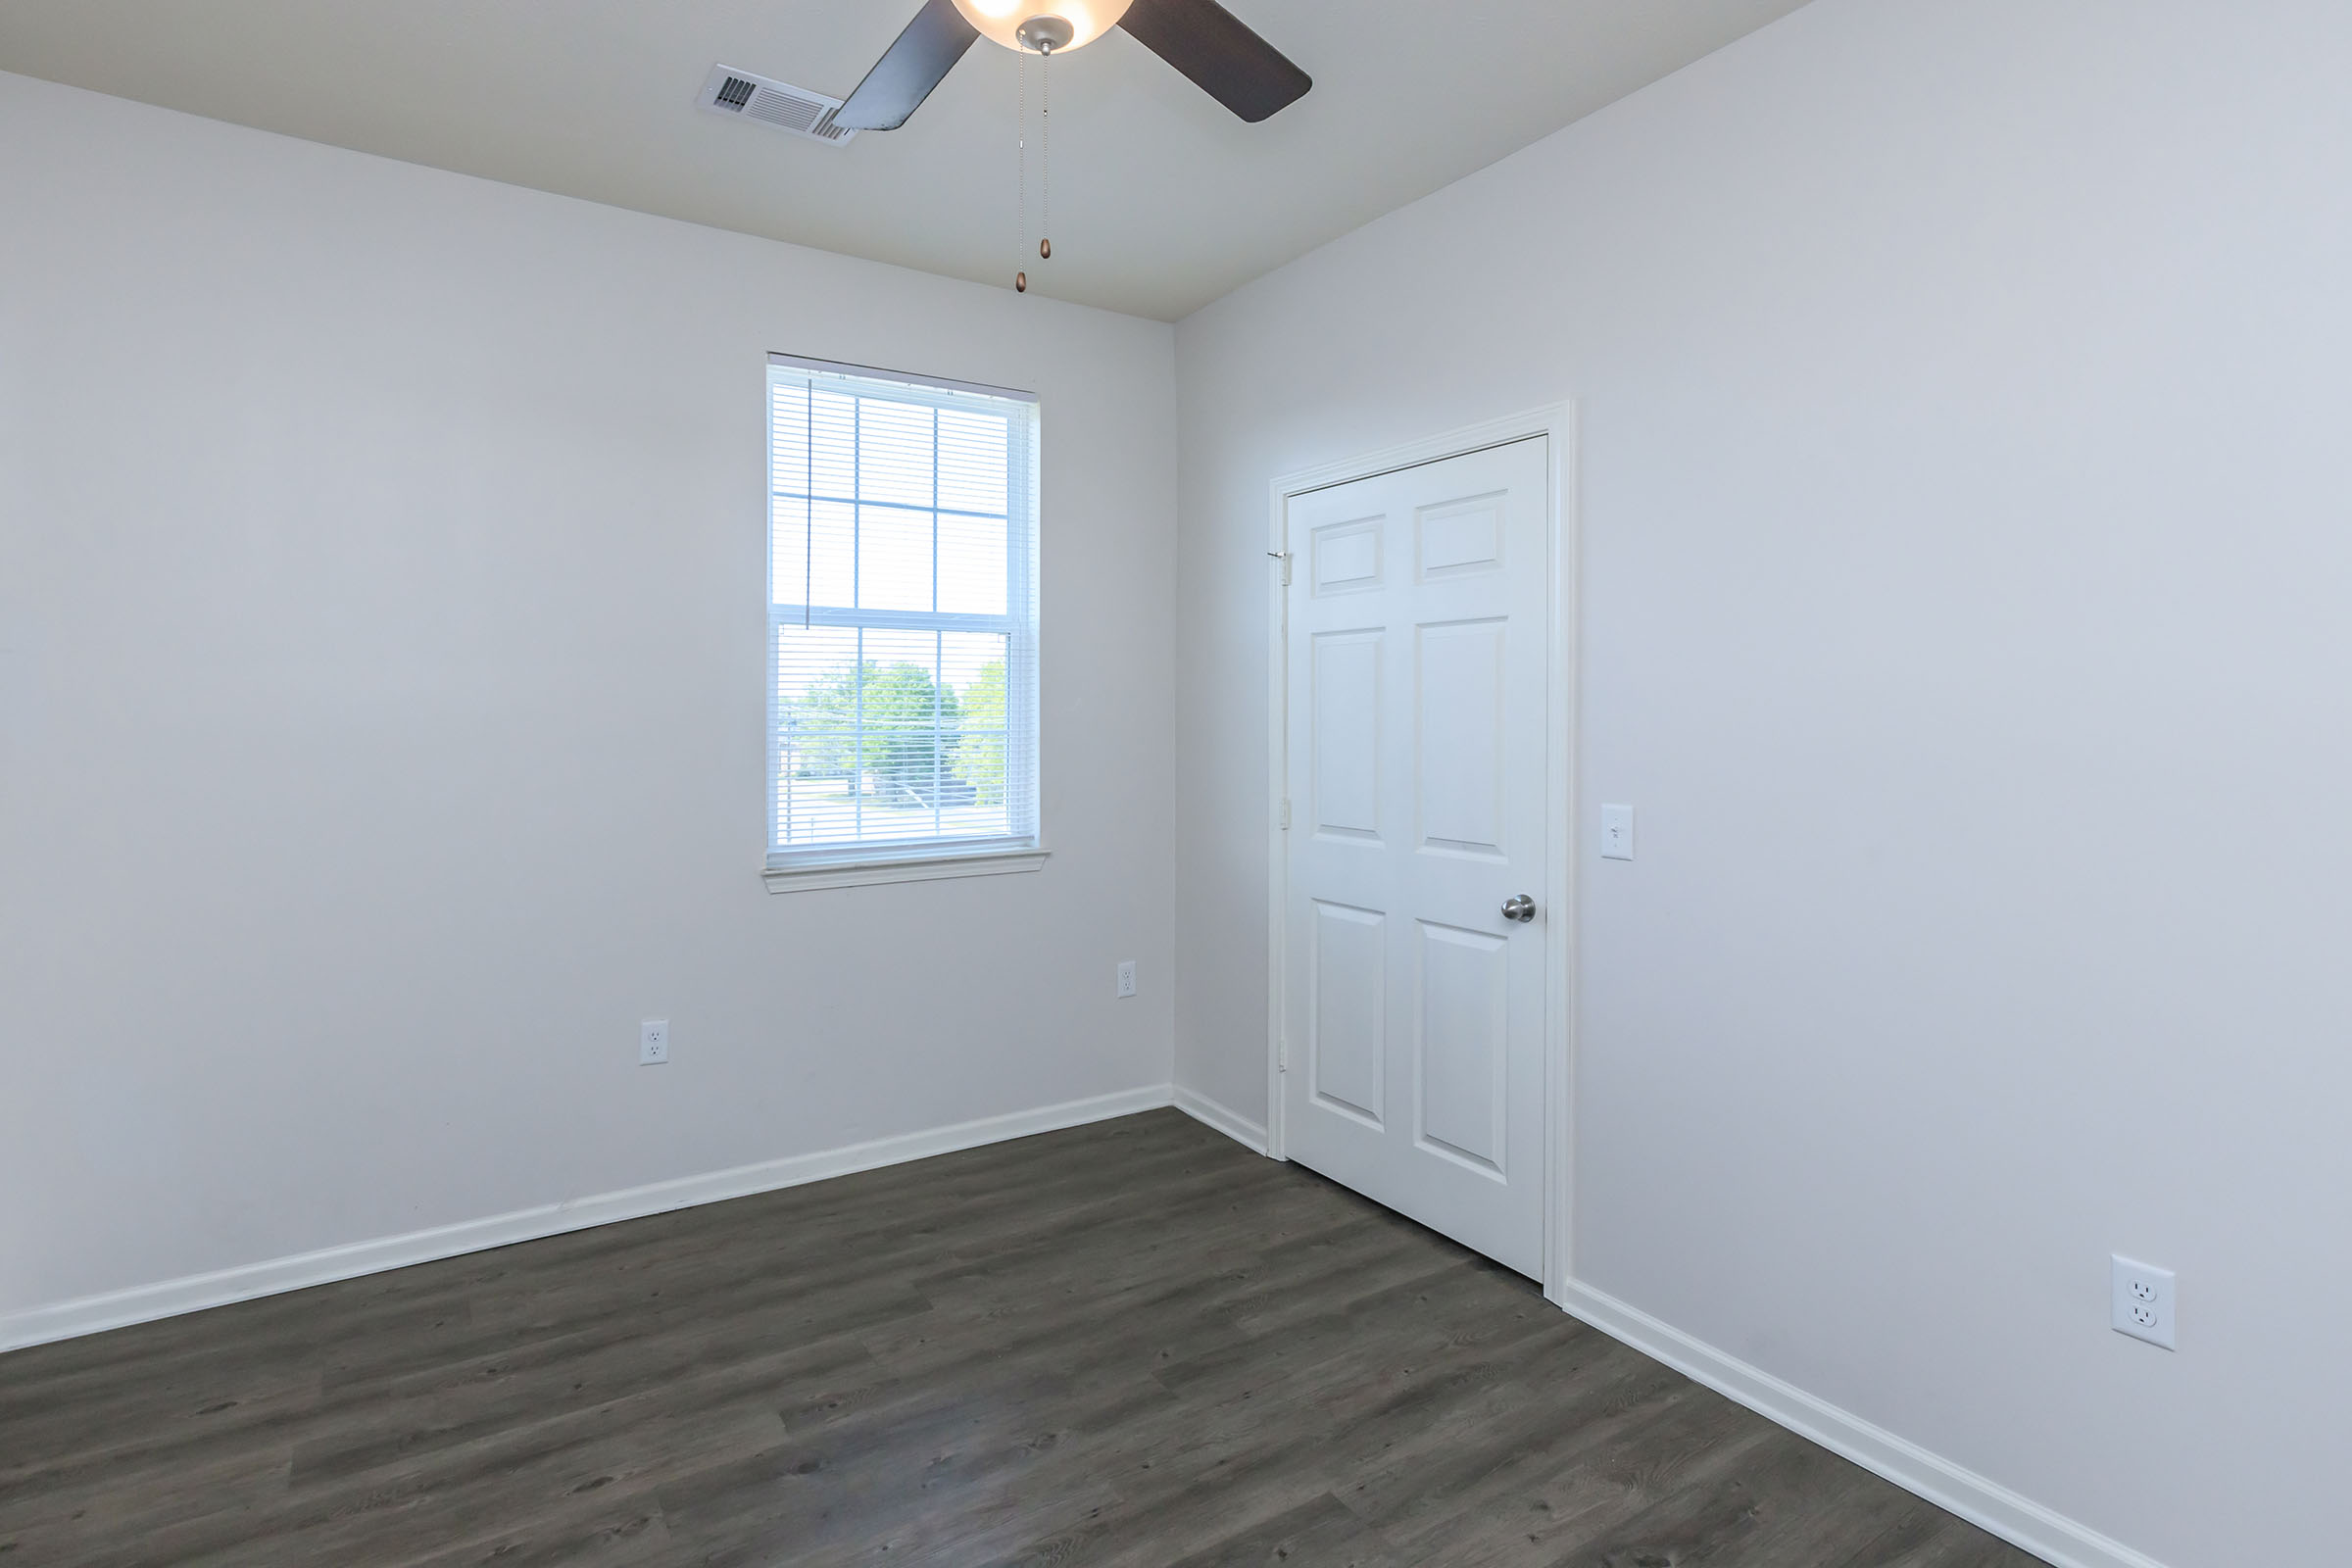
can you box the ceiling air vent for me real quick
[697,64,857,146]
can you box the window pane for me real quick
[943,632,1012,835]
[858,399,934,509]
[775,623,859,710]
[776,728,862,845]
[805,390,857,499]
[772,497,855,608]
[856,629,941,839]
[774,624,863,846]
[769,381,807,489]
[938,408,1010,514]
[858,629,938,684]
[937,511,1007,616]
[856,723,947,841]
[771,382,851,494]
[858,505,934,612]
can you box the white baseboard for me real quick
[1172,1085,1269,1154]
[1554,1280,2169,1568]
[0,1084,1175,1355]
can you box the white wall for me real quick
[1173,3,2352,1565]
[0,71,1177,1326]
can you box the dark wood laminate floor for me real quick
[0,1110,2042,1567]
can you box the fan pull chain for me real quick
[1039,47,1052,262]
[1014,50,1027,293]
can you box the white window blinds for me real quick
[766,356,1040,868]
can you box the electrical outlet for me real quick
[639,1019,669,1066]
[1116,960,1137,999]
[2111,1254,2175,1349]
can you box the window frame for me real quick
[760,353,1045,893]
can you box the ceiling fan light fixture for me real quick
[951,0,1134,54]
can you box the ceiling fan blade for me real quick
[1117,0,1310,123]
[834,0,980,131]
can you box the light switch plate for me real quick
[1600,804,1635,860]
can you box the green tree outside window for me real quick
[784,661,966,800]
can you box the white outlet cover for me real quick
[2111,1254,2175,1349]
[640,1019,669,1065]
[1116,960,1138,999]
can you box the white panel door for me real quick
[1283,437,1549,1278]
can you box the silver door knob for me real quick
[1501,894,1537,923]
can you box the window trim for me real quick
[761,846,1050,895]
[761,354,1043,891]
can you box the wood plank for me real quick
[0,1110,2046,1568]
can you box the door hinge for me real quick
[1268,549,1292,587]
[1278,798,1291,831]
[1278,1038,1289,1071]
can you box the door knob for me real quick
[1501,894,1537,923]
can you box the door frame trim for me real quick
[1264,402,1579,1304]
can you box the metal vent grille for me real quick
[698,64,856,146]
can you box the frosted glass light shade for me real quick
[951,0,1135,53]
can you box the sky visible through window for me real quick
[768,374,1033,855]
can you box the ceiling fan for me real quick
[833,0,1312,130]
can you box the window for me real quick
[764,356,1041,889]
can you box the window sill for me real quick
[761,846,1049,894]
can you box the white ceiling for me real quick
[0,0,1809,320]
